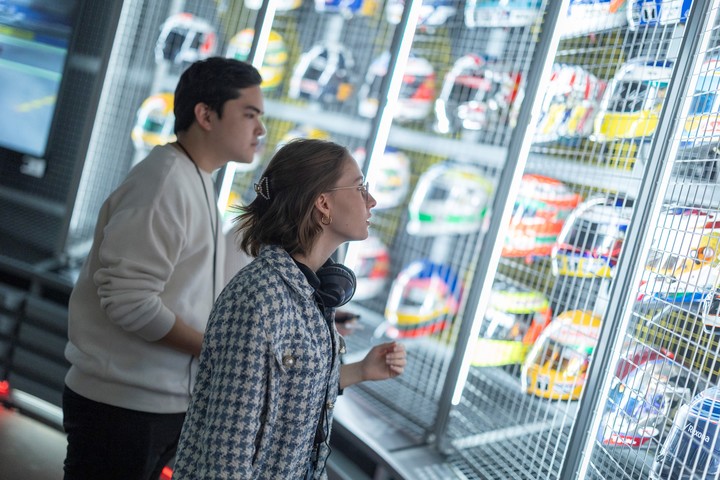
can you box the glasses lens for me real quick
[363,182,369,202]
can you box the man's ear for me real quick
[194,103,213,130]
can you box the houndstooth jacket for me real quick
[173,244,342,479]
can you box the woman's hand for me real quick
[362,342,407,381]
[340,342,407,389]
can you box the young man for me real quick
[62,57,265,480]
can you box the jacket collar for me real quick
[258,245,315,301]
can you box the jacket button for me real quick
[282,354,295,367]
[326,401,334,410]
[339,345,346,354]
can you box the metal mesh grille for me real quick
[582,3,720,480]
[19,0,720,478]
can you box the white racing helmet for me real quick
[435,54,523,134]
[599,357,693,448]
[244,0,303,11]
[353,147,411,209]
[344,235,391,301]
[560,0,628,38]
[154,13,217,67]
[358,52,436,122]
[551,196,634,278]
[407,162,494,237]
[533,63,606,144]
[385,0,456,28]
[289,44,355,105]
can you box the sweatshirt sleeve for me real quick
[93,202,187,341]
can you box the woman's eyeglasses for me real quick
[327,182,370,203]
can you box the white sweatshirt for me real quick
[64,144,226,413]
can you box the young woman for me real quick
[173,138,407,479]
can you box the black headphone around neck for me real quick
[295,259,357,308]
[315,261,356,308]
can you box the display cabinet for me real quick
[5,0,720,479]
[569,2,720,479]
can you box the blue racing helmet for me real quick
[627,0,693,30]
[315,0,378,16]
[651,385,720,480]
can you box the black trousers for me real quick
[62,385,185,480]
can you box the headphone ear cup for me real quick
[316,264,356,307]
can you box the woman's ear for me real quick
[314,193,331,219]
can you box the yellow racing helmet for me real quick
[522,310,602,401]
[131,92,176,151]
[226,29,288,91]
[593,58,673,142]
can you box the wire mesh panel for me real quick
[224,0,398,214]
[580,3,720,480]
[337,0,559,472]
[334,0,548,459]
[436,1,694,479]
[66,0,247,256]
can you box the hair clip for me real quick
[254,176,271,201]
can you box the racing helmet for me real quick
[278,124,331,148]
[131,93,176,151]
[385,0,457,28]
[353,147,411,209]
[628,0,693,30]
[651,386,720,480]
[226,29,288,91]
[599,357,693,448]
[315,0,378,16]
[702,289,720,334]
[680,55,720,158]
[521,310,602,401]
[471,280,552,367]
[155,13,217,66]
[613,344,675,381]
[551,196,634,278]
[244,0,303,11]
[343,235,390,301]
[533,63,607,144]
[637,208,720,309]
[407,162,494,237]
[560,0,628,38]
[464,0,542,28]
[593,58,674,142]
[434,54,523,134]
[502,174,582,259]
[358,52,436,122]
[289,44,355,105]
[385,260,462,338]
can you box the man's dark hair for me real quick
[174,57,262,134]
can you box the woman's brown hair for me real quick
[236,138,352,257]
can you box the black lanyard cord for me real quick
[176,141,218,300]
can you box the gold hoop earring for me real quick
[321,214,332,225]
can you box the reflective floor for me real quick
[0,406,66,480]
[0,399,395,480]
